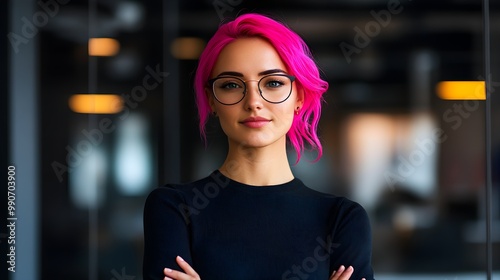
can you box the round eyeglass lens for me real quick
[212,77,246,105]
[258,74,293,103]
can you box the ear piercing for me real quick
[295,106,300,115]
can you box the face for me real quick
[207,37,303,150]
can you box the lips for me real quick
[240,116,271,128]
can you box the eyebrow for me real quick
[215,69,287,78]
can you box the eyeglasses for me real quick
[208,74,296,105]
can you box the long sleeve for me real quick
[143,186,193,280]
[329,200,374,280]
[142,172,375,280]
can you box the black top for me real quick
[143,170,374,280]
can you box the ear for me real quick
[295,88,304,109]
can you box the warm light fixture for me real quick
[436,81,486,100]
[69,94,124,114]
[88,38,120,56]
[170,37,206,60]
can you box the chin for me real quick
[230,134,286,150]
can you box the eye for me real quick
[220,82,242,89]
[266,80,285,88]
[262,76,287,89]
[215,78,244,91]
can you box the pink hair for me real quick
[194,13,328,162]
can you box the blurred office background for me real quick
[3,0,500,279]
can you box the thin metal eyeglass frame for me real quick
[207,74,296,105]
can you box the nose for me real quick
[243,80,263,111]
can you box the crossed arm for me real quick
[143,188,374,280]
[162,256,366,280]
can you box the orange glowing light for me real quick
[88,38,120,56]
[69,94,124,114]
[436,81,486,100]
[170,37,206,60]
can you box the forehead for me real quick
[211,37,287,77]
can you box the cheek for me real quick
[273,106,296,131]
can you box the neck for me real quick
[219,139,294,186]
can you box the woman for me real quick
[143,13,374,280]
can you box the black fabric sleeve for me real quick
[330,200,375,280]
[142,187,193,280]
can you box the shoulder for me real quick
[296,182,368,218]
[330,197,371,234]
[337,198,370,224]
[298,183,370,224]
[145,174,215,207]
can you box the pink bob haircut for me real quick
[194,13,329,162]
